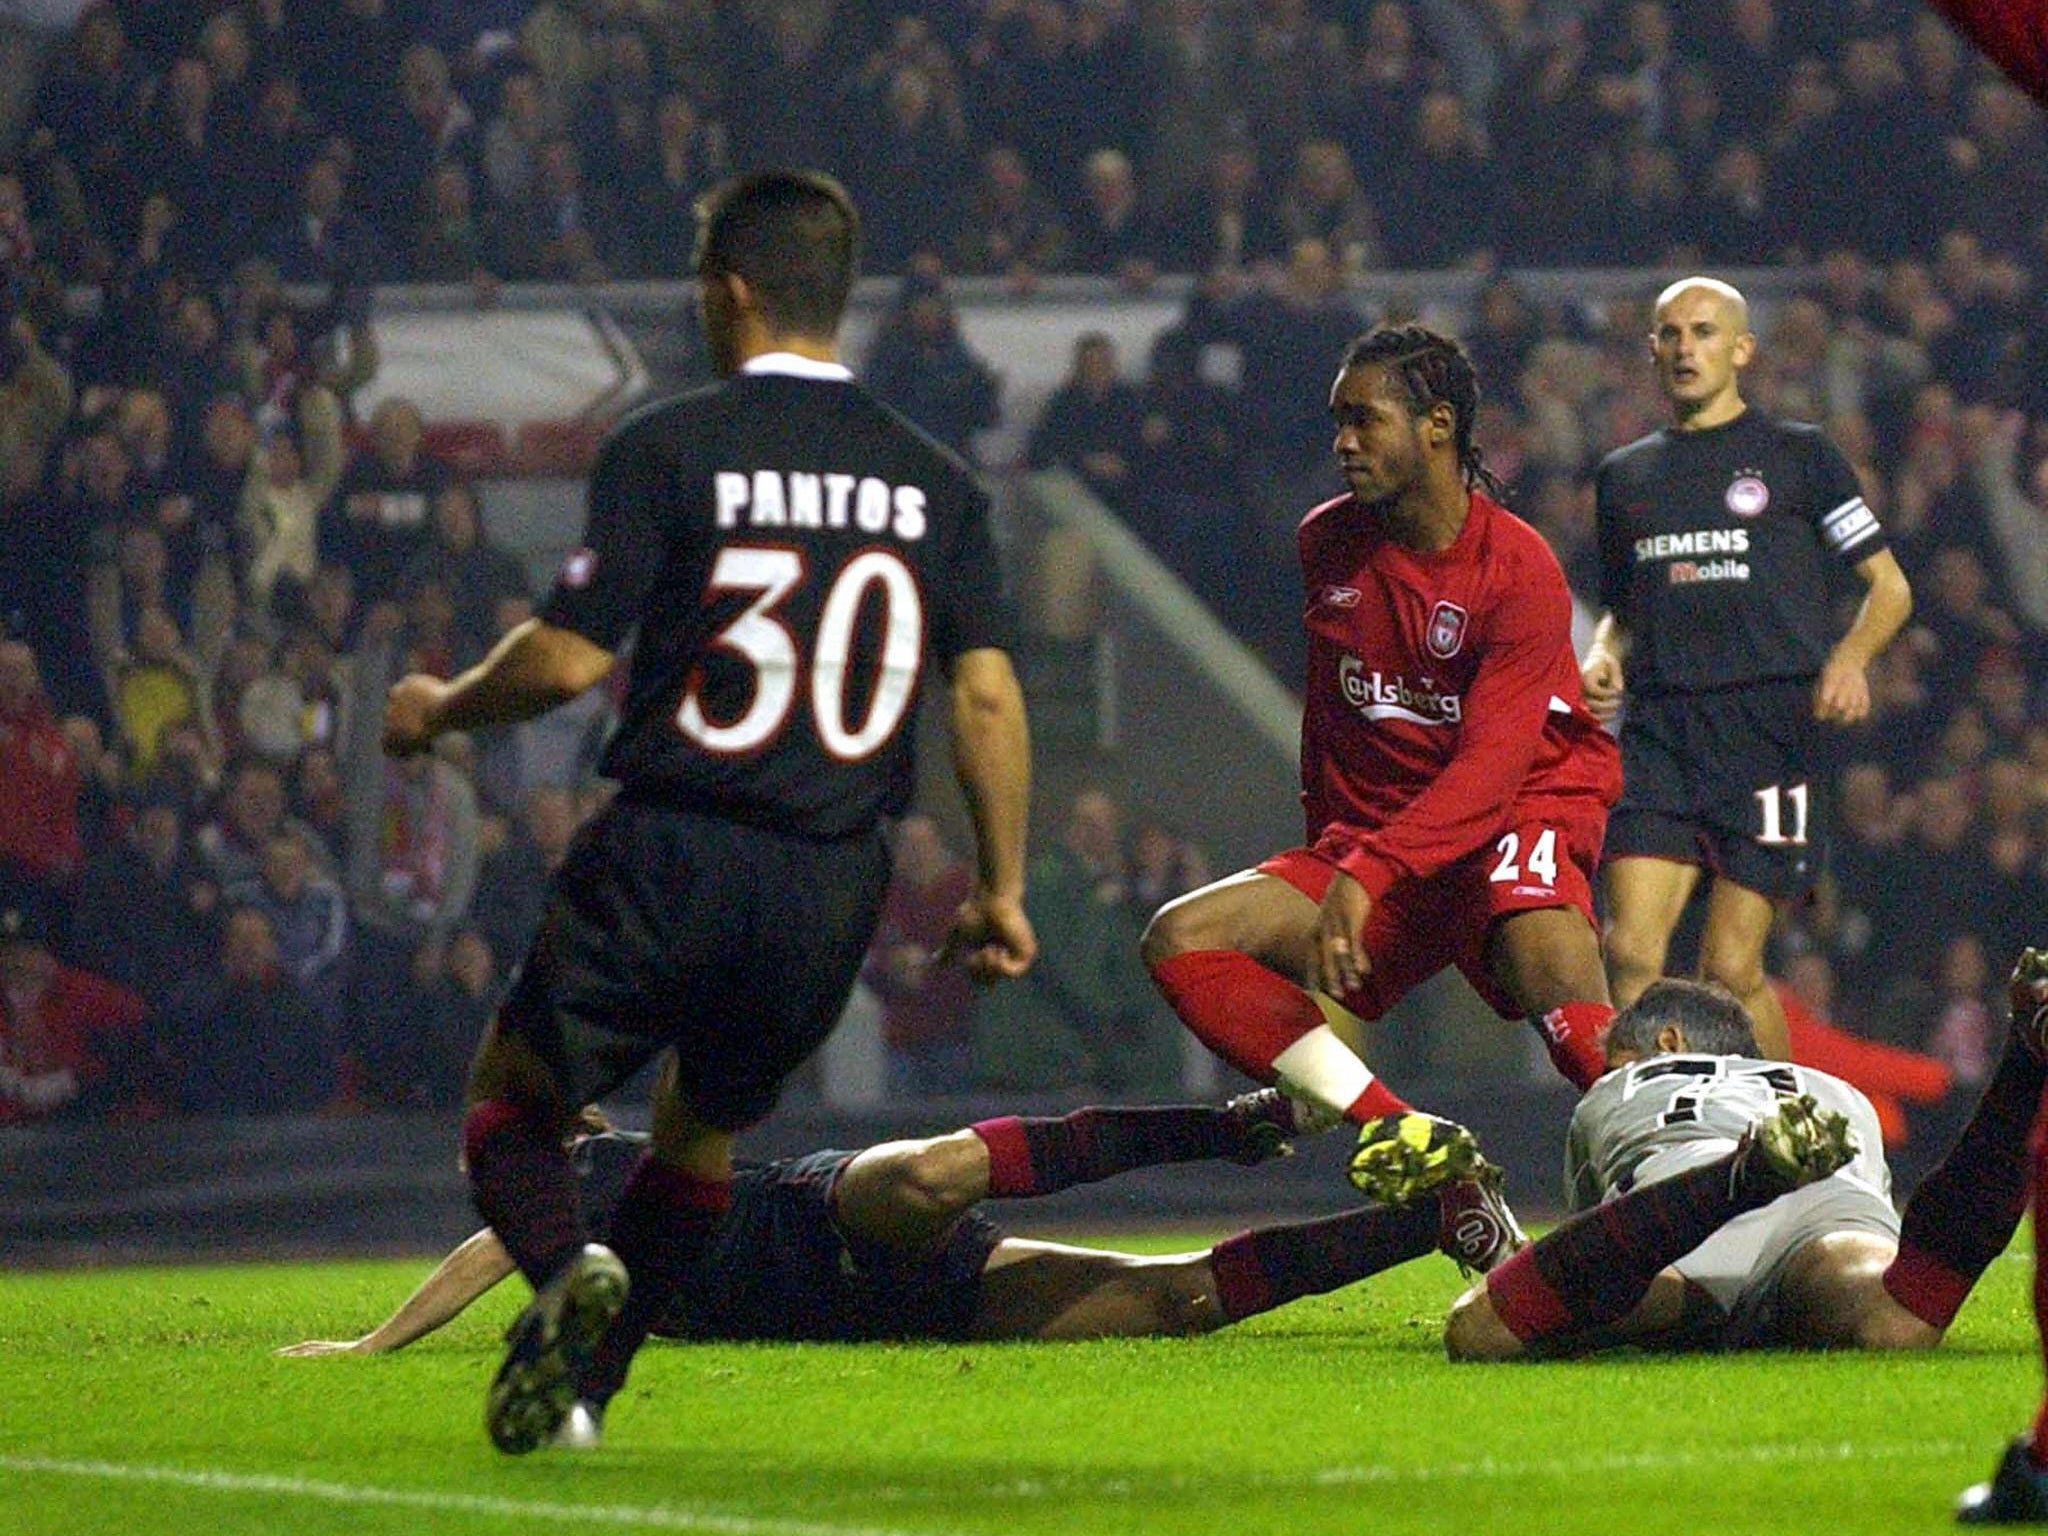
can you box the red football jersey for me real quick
[1296,489,1621,897]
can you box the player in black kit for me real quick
[381,170,1036,1454]
[1579,277,1912,1059]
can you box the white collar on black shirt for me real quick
[740,352,853,382]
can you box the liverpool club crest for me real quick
[1426,600,1468,659]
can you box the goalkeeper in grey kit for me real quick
[1447,951,2048,1361]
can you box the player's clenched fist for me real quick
[944,891,1038,983]
[2010,946,2048,1063]
[383,673,447,757]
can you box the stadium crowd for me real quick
[0,0,2044,1122]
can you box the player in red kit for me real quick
[1142,326,1621,1272]
[1927,0,2048,1521]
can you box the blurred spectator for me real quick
[0,640,84,886]
[0,311,73,506]
[265,152,377,291]
[408,925,499,1105]
[1158,138,1284,275]
[479,66,554,209]
[1027,332,1144,509]
[342,631,479,1102]
[1126,817,1212,923]
[861,265,1001,460]
[1377,92,1497,268]
[195,756,335,891]
[399,482,528,662]
[224,829,350,1030]
[974,788,1178,1094]
[1274,139,1382,276]
[411,161,494,283]
[1927,933,1996,1086]
[1128,326,1249,615]
[0,878,146,1123]
[953,144,1069,280]
[469,782,578,962]
[1068,148,1157,287]
[862,813,977,1097]
[68,781,219,1009]
[328,396,449,606]
[619,90,724,278]
[851,65,967,276]
[240,383,344,622]
[361,43,477,246]
[493,134,615,283]
[158,904,335,1115]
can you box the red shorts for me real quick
[1260,799,1605,1022]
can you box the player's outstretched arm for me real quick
[275,1229,518,1356]
[1813,548,1911,725]
[384,619,615,756]
[1579,612,1628,724]
[945,646,1036,981]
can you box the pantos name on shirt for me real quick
[715,471,928,541]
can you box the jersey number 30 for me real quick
[677,546,924,761]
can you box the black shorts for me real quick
[655,1149,1006,1343]
[1607,680,1826,901]
[498,796,892,1129]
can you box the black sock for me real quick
[1488,1151,1769,1341]
[1884,1030,2048,1327]
[582,1154,731,1406]
[462,1099,584,1289]
[1208,1201,1439,1321]
[973,1105,1251,1196]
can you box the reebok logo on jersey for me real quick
[1338,656,1462,726]
[1321,586,1362,608]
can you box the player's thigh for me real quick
[1471,803,1610,1013]
[972,1239,1216,1339]
[1695,679,1825,901]
[491,799,689,1111]
[832,1129,990,1255]
[1140,863,1322,980]
[667,818,894,1132]
[1772,1232,1940,1350]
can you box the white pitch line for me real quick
[0,1457,951,1536]
[830,1437,1983,1506]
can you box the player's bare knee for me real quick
[1602,920,1668,990]
[1140,901,1201,968]
[1443,1283,1522,1362]
[1697,945,1766,1001]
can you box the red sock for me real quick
[2029,1131,2048,1468]
[1149,948,1406,1124]
[583,1155,732,1406]
[1532,1001,1614,1091]
[462,1098,584,1289]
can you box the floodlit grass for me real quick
[1,1232,2037,1536]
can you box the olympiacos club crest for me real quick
[1725,474,1770,517]
[1426,600,1468,659]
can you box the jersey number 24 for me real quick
[677,545,924,761]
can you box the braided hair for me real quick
[1341,326,1506,500]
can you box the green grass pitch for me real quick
[2,1233,2039,1536]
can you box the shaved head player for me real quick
[1580,276,1913,1057]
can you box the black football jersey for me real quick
[540,359,1012,838]
[1594,411,1883,696]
